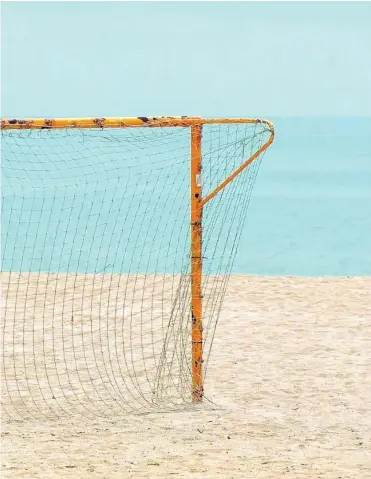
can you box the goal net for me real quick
[1,117,274,419]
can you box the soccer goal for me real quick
[1,116,274,419]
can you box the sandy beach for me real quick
[2,274,371,478]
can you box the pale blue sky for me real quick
[1,1,371,118]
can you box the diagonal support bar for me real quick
[200,122,275,207]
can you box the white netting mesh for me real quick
[1,121,271,419]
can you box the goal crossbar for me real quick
[1,116,274,130]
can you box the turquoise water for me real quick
[235,117,371,276]
[2,117,371,277]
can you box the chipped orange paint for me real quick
[0,117,198,129]
[1,116,274,402]
[190,124,203,401]
[1,116,274,131]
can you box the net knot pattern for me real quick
[1,121,272,419]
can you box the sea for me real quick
[2,116,371,277]
[235,116,371,276]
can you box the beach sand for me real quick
[2,275,371,478]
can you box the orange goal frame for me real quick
[1,116,275,402]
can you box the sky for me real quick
[1,1,371,118]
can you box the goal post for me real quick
[190,124,203,402]
[1,116,274,419]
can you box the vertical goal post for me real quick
[1,116,274,418]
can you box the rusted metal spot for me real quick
[193,358,204,365]
[93,118,105,128]
[41,119,54,129]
